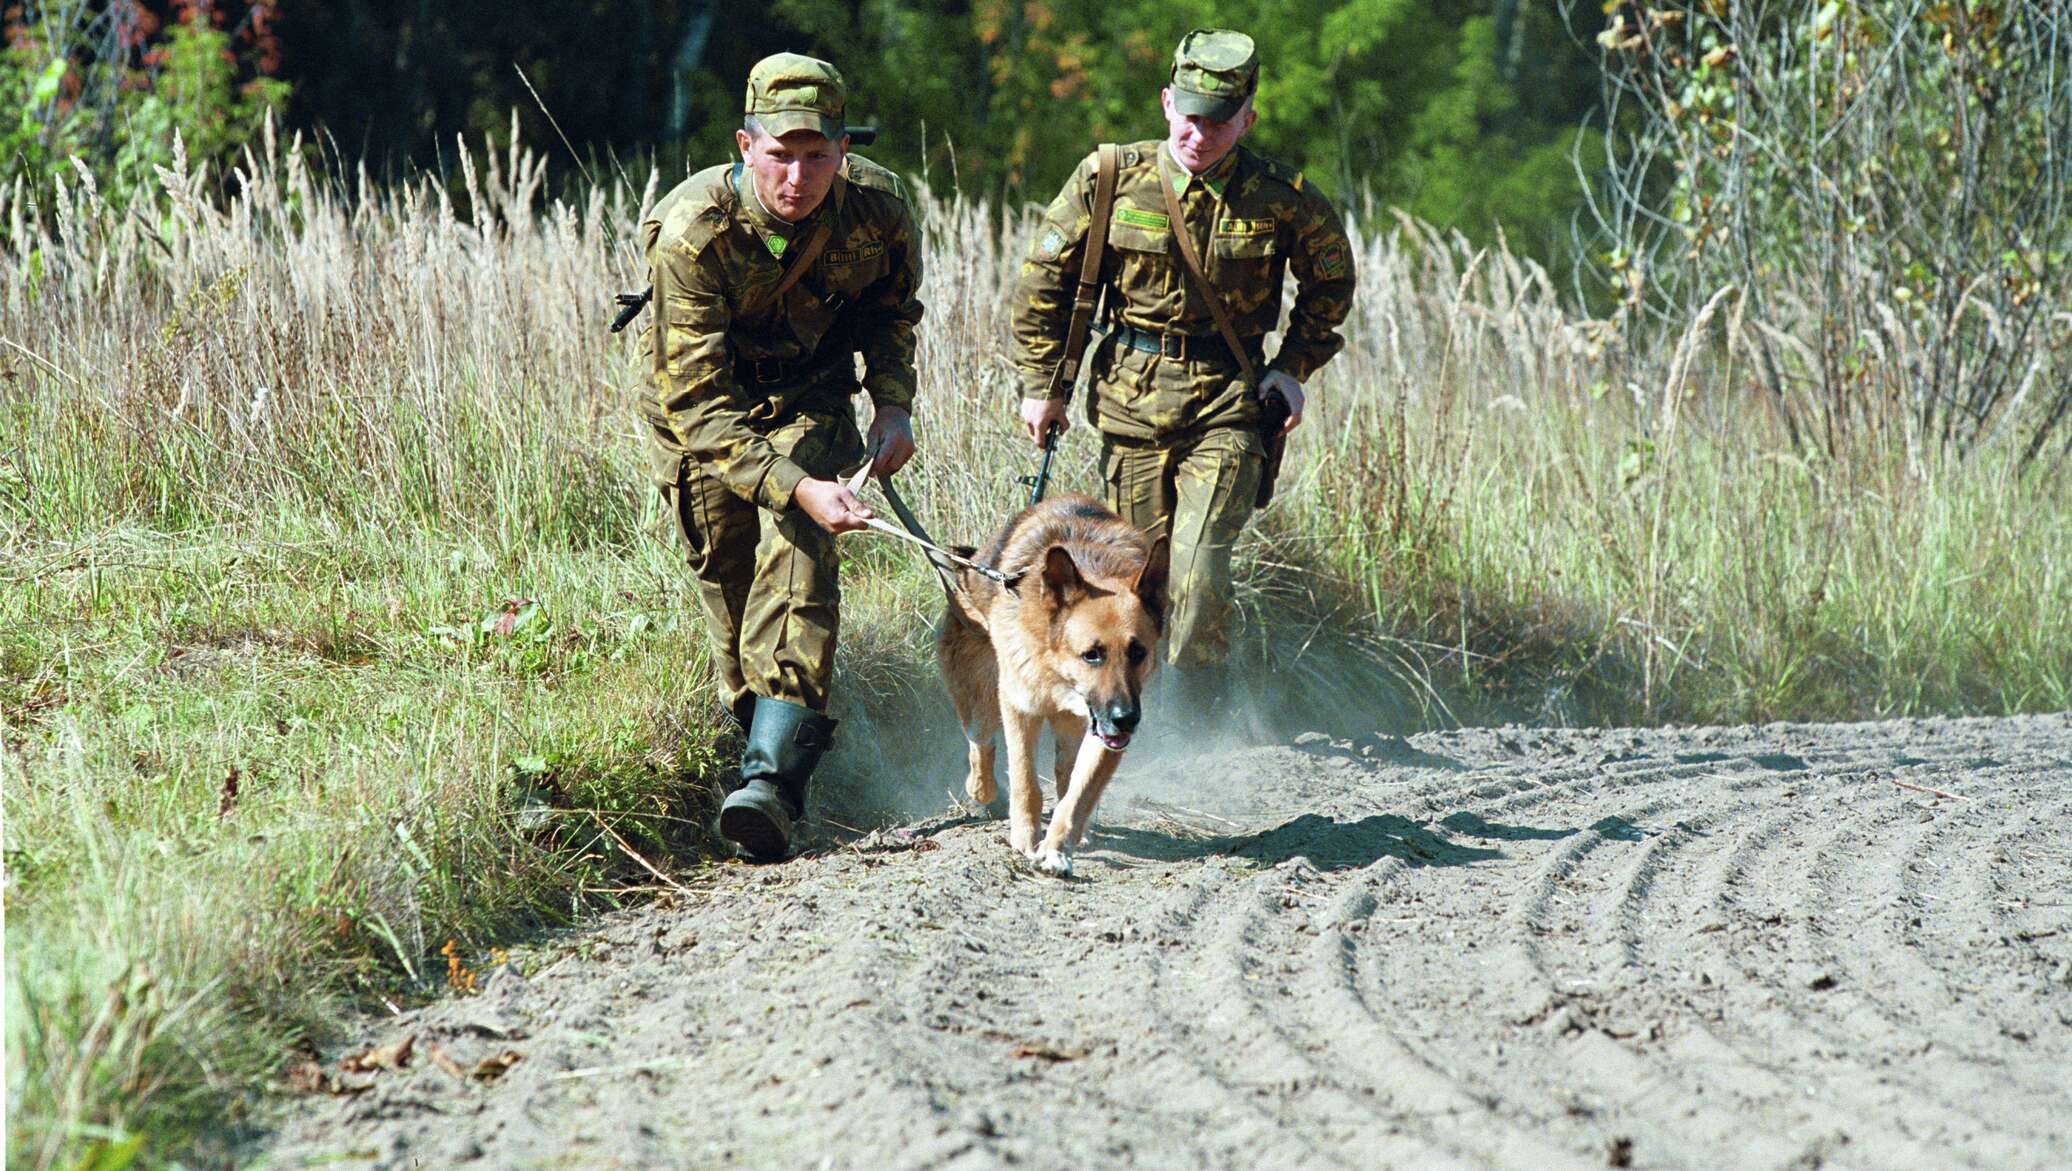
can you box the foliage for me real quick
[168,1,1610,265]
[1581,0,2072,469]
[760,0,1606,260]
[4,2,1608,273]
[1,1,288,209]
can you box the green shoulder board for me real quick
[1256,154,1305,193]
[843,154,906,200]
[656,166,736,259]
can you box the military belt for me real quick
[1110,321,1259,368]
[736,349,848,388]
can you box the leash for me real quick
[1017,422,1064,507]
[847,422,1070,591]
[844,454,1010,587]
[867,481,1009,586]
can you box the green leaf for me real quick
[66,1133,144,1171]
[31,57,67,105]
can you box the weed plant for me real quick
[2,131,2066,1166]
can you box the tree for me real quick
[1583,0,2072,468]
[2,1,288,206]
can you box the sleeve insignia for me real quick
[1315,239,1349,280]
[1036,228,1066,261]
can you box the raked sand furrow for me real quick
[1302,861,1602,1170]
[1697,794,2028,1167]
[254,714,2072,1171]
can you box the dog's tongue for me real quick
[1099,732,1132,751]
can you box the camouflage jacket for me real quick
[639,154,922,510]
[1011,140,1355,439]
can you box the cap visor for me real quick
[1170,87,1246,123]
[756,110,845,141]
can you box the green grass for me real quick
[4,143,2068,1168]
[2,505,732,1166]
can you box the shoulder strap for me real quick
[1155,150,1260,392]
[1045,144,1121,399]
[767,222,832,306]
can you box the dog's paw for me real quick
[965,772,998,806]
[1008,827,1038,856]
[1034,847,1074,878]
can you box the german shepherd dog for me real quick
[936,495,1169,877]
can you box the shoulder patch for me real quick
[843,154,907,200]
[1313,238,1350,280]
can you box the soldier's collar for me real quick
[1161,141,1240,198]
[732,168,847,244]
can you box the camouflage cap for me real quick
[745,52,847,140]
[1169,28,1258,122]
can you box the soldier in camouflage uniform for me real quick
[639,52,923,860]
[1012,28,1356,713]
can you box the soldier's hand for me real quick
[1261,370,1306,437]
[867,405,916,477]
[793,478,875,534]
[1020,397,1070,447]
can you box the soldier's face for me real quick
[735,128,848,222]
[1160,88,1257,174]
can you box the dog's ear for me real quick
[1132,536,1171,620]
[1038,545,1086,605]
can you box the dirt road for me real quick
[259,713,2071,1169]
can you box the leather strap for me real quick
[1045,143,1121,398]
[732,162,836,313]
[764,221,832,309]
[1155,150,1260,393]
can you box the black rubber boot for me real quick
[710,694,754,791]
[717,697,837,862]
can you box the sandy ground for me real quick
[256,712,2072,1170]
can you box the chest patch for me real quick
[825,242,886,265]
[1114,207,1170,232]
[1215,217,1275,237]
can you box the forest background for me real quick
[3,0,1603,273]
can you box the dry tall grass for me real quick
[3,129,2066,1165]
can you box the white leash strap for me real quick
[843,454,1009,586]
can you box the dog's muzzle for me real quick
[1090,697,1140,752]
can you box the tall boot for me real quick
[710,693,754,793]
[718,697,837,862]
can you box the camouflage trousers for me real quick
[657,409,861,718]
[1100,423,1263,668]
